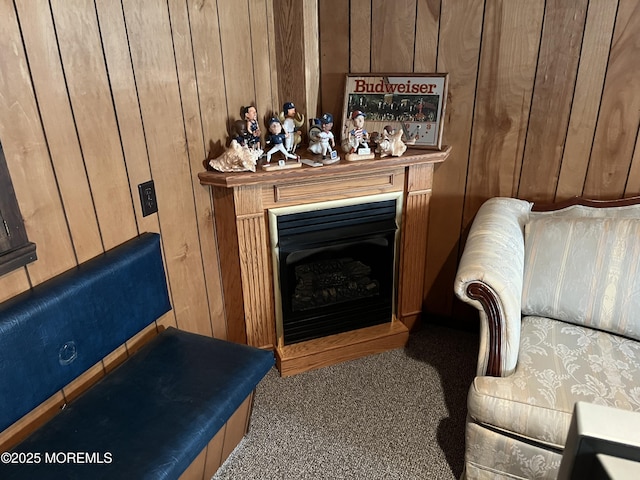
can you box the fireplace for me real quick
[198,146,450,375]
[269,194,401,345]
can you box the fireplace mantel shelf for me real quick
[198,146,450,188]
[199,146,451,376]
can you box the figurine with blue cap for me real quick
[308,112,338,163]
[278,101,305,153]
[264,117,299,164]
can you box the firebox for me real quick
[268,193,402,345]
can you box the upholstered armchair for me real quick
[454,196,640,479]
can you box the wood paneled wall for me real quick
[1,0,639,340]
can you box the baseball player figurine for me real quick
[342,110,374,161]
[264,117,300,165]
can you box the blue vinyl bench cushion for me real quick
[5,326,274,479]
[0,233,171,432]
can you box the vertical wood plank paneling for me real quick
[188,0,235,338]
[169,0,226,337]
[423,0,483,316]
[463,0,544,226]
[0,0,76,286]
[414,0,441,72]
[249,0,278,115]
[583,0,640,199]
[265,0,280,112]
[189,0,229,160]
[94,0,163,237]
[188,0,234,339]
[273,0,306,113]
[168,0,224,336]
[371,0,417,72]
[16,0,102,263]
[350,0,372,73]
[303,1,321,119]
[319,0,349,135]
[555,0,618,201]
[0,269,29,303]
[218,0,256,124]
[517,0,588,203]
[122,0,211,336]
[517,0,587,202]
[50,0,138,250]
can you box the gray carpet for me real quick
[213,323,478,480]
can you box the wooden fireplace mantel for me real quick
[199,147,450,188]
[199,146,450,375]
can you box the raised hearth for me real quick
[199,147,450,376]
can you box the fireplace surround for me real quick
[199,146,450,375]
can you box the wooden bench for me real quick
[0,233,274,479]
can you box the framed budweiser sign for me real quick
[341,73,448,151]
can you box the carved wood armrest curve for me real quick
[466,281,504,377]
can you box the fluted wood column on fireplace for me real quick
[199,146,450,375]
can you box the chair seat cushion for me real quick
[468,316,640,449]
[3,327,274,480]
